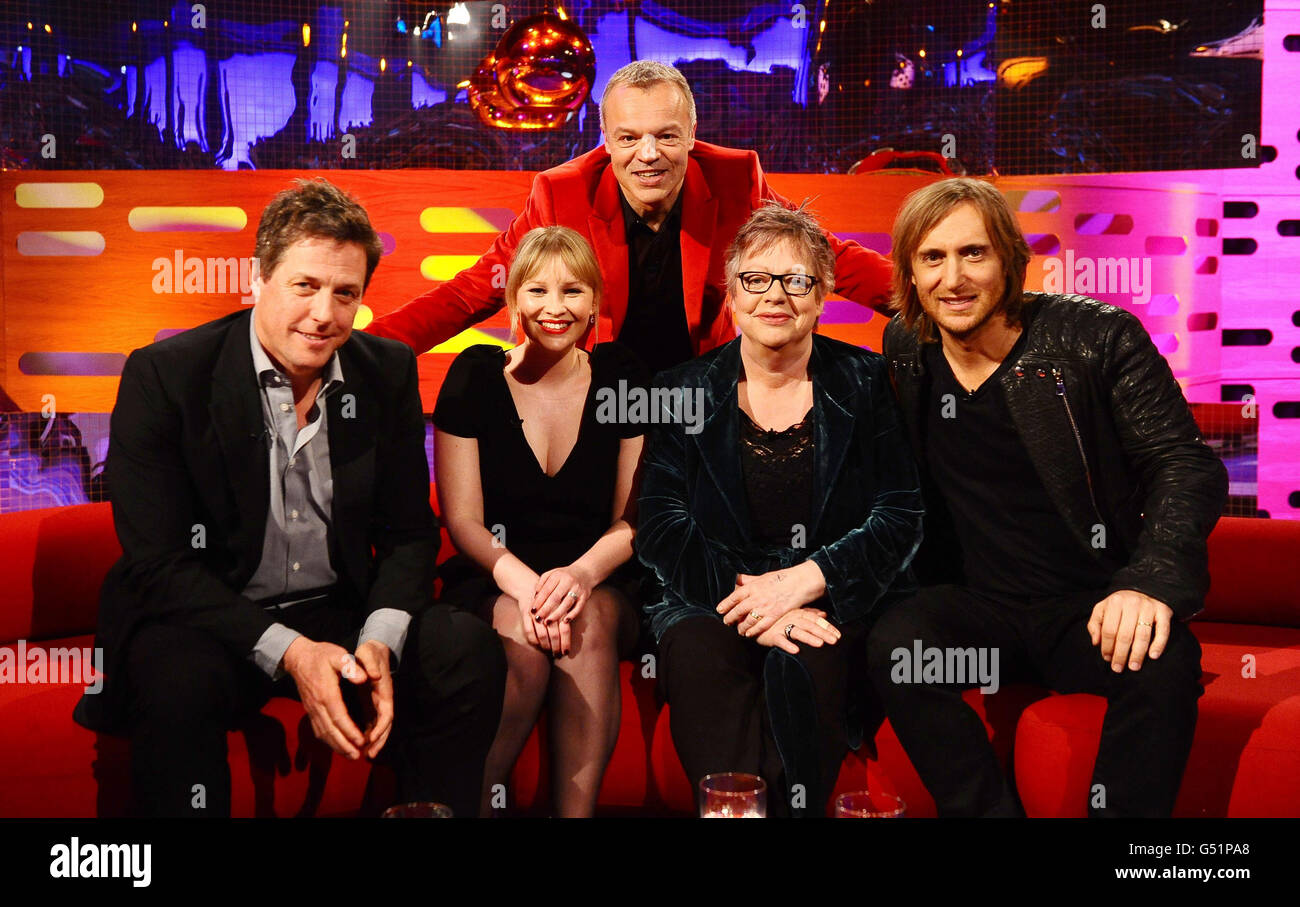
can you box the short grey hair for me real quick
[599,61,697,132]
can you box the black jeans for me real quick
[865,585,1203,817]
[123,598,506,817]
[658,614,867,817]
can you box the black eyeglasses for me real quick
[737,271,820,296]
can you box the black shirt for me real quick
[740,407,815,548]
[616,191,694,377]
[922,335,1115,600]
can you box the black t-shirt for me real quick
[433,342,648,576]
[616,191,694,377]
[923,336,1114,600]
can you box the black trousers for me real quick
[658,614,866,818]
[865,585,1203,817]
[122,599,506,818]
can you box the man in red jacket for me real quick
[368,61,893,375]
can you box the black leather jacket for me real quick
[884,292,1228,620]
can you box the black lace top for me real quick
[740,407,815,548]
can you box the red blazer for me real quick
[368,141,893,355]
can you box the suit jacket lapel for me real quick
[209,312,270,564]
[689,337,857,545]
[1001,365,1100,554]
[808,336,855,540]
[588,168,628,344]
[691,341,749,537]
[679,157,717,343]
[326,343,374,593]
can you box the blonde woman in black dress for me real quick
[433,227,646,816]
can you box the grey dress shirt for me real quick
[246,317,411,677]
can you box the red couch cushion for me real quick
[0,503,119,644]
[1202,517,1300,626]
[1013,622,1300,817]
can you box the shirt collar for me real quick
[620,188,683,237]
[248,312,344,396]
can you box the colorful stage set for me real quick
[0,0,1298,821]
[0,0,1295,522]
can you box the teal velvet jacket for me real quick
[636,334,924,642]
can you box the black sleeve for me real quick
[365,343,439,616]
[105,348,276,656]
[432,345,498,438]
[594,342,653,439]
[1100,311,1228,620]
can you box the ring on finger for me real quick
[1137,619,1152,628]
[567,591,579,600]
[784,623,796,641]
[749,612,764,623]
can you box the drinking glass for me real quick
[699,773,766,818]
[834,791,906,818]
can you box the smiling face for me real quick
[252,235,365,388]
[732,239,825,353]
[602,81,696,228]
[911,202,1009,344]
[512,256,596,352]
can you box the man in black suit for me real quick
[74,179,506,817]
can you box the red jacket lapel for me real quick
[678,156,718,345]
[586,166,627,345]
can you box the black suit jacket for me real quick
[75,310,438,730]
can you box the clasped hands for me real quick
[282,637,393,761]
[715,562,840,654]
[517,563,595,657]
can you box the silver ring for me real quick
[567,591,579,599]
[784,624,796,640]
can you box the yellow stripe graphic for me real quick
[430,327,513,355]
[128,206,248,232]
[421,254,481,281]
[420,208,501,233]
[15,182,104,208]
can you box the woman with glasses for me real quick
[636,202,924,816]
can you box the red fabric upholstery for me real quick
[1013,517,1300,818]
[0,503,119,643]
[1201,517,1299,625]
[1,495,1295,817]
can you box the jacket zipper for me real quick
[1053,367,1104,522]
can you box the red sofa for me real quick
[1,491,1296,817]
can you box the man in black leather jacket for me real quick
[868,177,1227,816]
